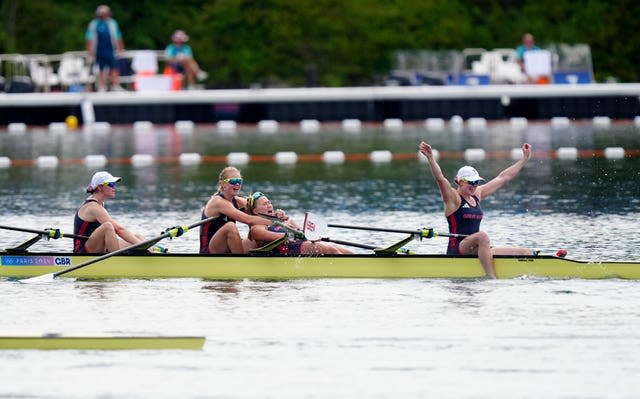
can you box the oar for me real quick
[0,224,89,241]
[303,213,415,254]
[19,217,216,284]
[326,223,468,239]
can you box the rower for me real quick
[419,142,535,278]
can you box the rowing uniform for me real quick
[199,194,240,254]
[73,199,101,253]
[446,195,483,255]
[265,225,304,255]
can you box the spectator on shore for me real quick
[164,30,208,90]
[85,4,125,92]
[515,33,540,77]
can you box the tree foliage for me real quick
[1,0,638,86]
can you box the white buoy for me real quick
[179,153,202,165]
[450,115,464,132]
[424,118,445,131]
[418,148,439,163]
[130,154,153,167]
[322,151,345,164]
[509,117,528,130]
[258,120,279,134]
[464,148,486,161]
[383,118,403,132]
[604,147,625,160]
[48,122,67,134]
[510,148,523,160]
[551,117,571,129]
[592,116,611,129]
[217,120,237,134]
[467,117,487,131]
[634,116,640,127]
[133,121,153,132]
[300,119,320,134]
[274,151,298,165]
[84,154,108,168]
[86,121,111,134]
[341,119,362,133]
[175,120,195,134]
[556,147,578,160]
[8,123,27,134]
[0,157,11,168]
[369,150,393,163]
[36,156,59,168]
[227,152,250,165]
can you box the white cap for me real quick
[455,166,485,183]
[88,171,121,191]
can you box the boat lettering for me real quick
[1,256,72,266]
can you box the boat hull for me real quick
[0,335,205,350]
[1,252,639,280]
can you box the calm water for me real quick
[1,120,639,398]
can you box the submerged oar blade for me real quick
[19,273,56,284]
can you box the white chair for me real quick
[58,55,93,89]
[131,50,172,92]
[29,57,59,91]
[524,50,552,83]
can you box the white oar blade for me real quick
[304,212,329,241]
[19,273,56,284]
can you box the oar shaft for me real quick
[327,223,467,239]
[321,237,376,250]
[0,224,88,240]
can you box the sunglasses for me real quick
[102,182,117,188]
[249,191,265,210]
[463,179,482,186]
[223,177,243,186]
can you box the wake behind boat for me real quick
[1,251,639,280]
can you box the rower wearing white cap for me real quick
[419,142,534,278]
[73,171,144,254]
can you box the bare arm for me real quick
[204,196,270,226]
[92,205,141,244]
[478,143,532,198]
[250,225,285,243]
[419,142,460,215]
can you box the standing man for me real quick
[85,4,125,92]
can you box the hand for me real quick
[419,142,433,157]
[522,143,532,160]
[274,209,289,221]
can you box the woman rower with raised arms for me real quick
[419,142,534,278]
[74,171,145,253]
[199,166,270,254]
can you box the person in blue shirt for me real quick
[165,30,208,90]
[515,33,540,78]
[85,5,125,92]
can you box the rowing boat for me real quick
[0,334,205,350]
[1,252,639,280]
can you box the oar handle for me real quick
[258,213,305,239]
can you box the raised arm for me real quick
[419,142,459,215]
[478,143,532,198]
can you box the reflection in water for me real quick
[443,280,487,310]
